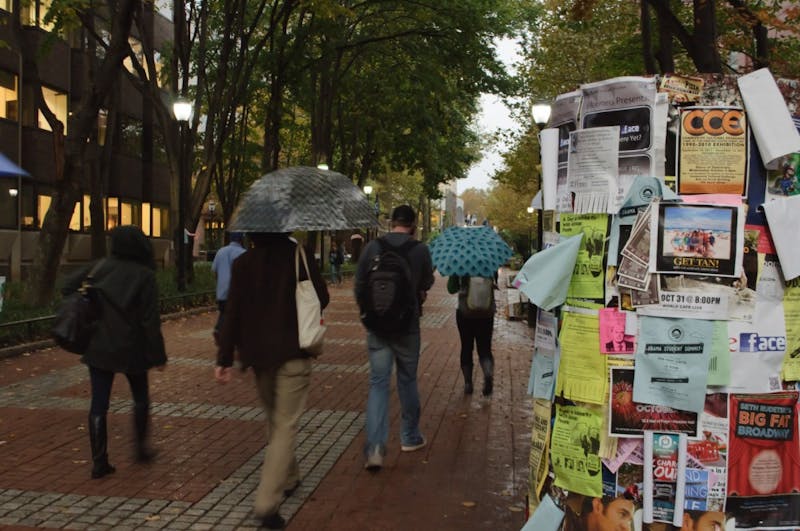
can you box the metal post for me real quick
[176,122,186,291]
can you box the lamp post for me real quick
[526,206,534,258]
[173,98,192,291]
[363,185,373,239]
[531,101,552,256]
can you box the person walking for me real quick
[355,205,435,471]
[328,241,344,285]
[447,274,496,396]
[215,233,329,530]
[62,225,167,479]
[211,232,246,344]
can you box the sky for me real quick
[458,38,525,192]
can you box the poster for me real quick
[580,76,658,186]
[782,277,800,381]
[529,398,552,510]
[567,127,620,214]
[610,368,698,438]
[549,91,582,214]
[556,310,607,405]
[677,107,749,195]
[552,404,604,497]
[560,213,608,300]
[650,203,744,278]
[725,300,785,393]
[659,74,704,103]
[600,308,636,354]
[633,317,713,413]
[643,431,688,526]
[688,393,730,513]
[727,392,800,529]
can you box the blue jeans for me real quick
[365,330,423,455]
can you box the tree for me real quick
[22,0,140,305]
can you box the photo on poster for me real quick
[765,151,800,200]
[652,203,741,277]
[610,368,698,438]
[600,309,636,354]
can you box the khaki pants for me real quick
[252,357,311,516]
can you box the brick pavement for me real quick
[0,270,534,530]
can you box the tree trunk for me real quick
[640,0,657,74]
[692,0,723,72]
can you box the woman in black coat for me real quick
[63,225,167,478]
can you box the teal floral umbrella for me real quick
[429,226,513,277]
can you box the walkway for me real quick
[0,270,534,530]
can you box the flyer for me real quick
[567,127,620,214]
[726,392,800,529]
[599,308,636,354]
[643,431,688,526]
[725,300,786,393]
[529,398,552,508]
[633,317,713,413]
[552,403,604,497]
[676,107,749,196]
[649,202,744,278]
[549,91,581,214]
[688,393,730,513]
[609,367,698,438]
[659,74,704,103]
[559,213,608,300]
[556,310,607,405]
[782,276,800,381]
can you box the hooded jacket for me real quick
[62,226,167,373]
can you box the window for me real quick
[142,203,151,236]
[22,0,55,32]
[152,206,168,237]
[152,125,168,163]
[0,0,11,12]
[23,84,68,133]
[0,70,19,122]
[118,115,142,157]
[37,194,79,230]
[107,197,119,229]
[39,86,68,134]
[97,109,107,146]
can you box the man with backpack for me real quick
[355,205,435,471]
[446,274,496,396]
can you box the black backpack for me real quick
[360,238,419,334]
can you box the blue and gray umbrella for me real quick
[429,225,513,277]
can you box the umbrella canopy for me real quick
[429,225,513,277]
[0,152,30,178]
[227,166,379,232]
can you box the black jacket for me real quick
[62,226,167,373]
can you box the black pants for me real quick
[455,310,494,369]
[89,366,149,416]
[215,300,227,333]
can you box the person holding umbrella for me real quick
[429,225,513,397]
[213,166,374,529]
[447,273,497,395]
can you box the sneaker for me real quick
[401,437,426,452]
[364,448,383,471]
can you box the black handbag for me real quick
[51,260,105,354]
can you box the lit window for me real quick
[0,0,11,12]
[37,194,51,228]
[0,70,19,121]
[152,206,168,237]
[82,194,92,230]
[142,203,152,236]
[107,197,119,229]
[22,0,54,32]
[69,201,80,230]
[39,86,68,134]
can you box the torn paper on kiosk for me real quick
[514,233,583,310]
[737,68,800,169]
[763,194,800,281]
[567,127,619,214]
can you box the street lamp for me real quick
[532,102,552,130]
[526,206,534,258]
[173,97,193,291]
[363,185,373,239]
[317,163,329,171]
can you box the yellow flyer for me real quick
[551,403,603,498]
[556,310,608,404]
[781,277,800,381]
[677,107,748,195]
[559,213,608,300]
[528,398,552,514]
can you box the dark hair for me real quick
[391,205,416,227]
[229,232,244,243]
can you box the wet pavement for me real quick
[0,270,534,530]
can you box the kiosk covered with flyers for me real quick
[517,71,800,531]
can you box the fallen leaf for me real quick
[459,413,468,418]
[72,460,87,464]
[145,515,161,521]
[461,501,477,508]
[508,506,523,513]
